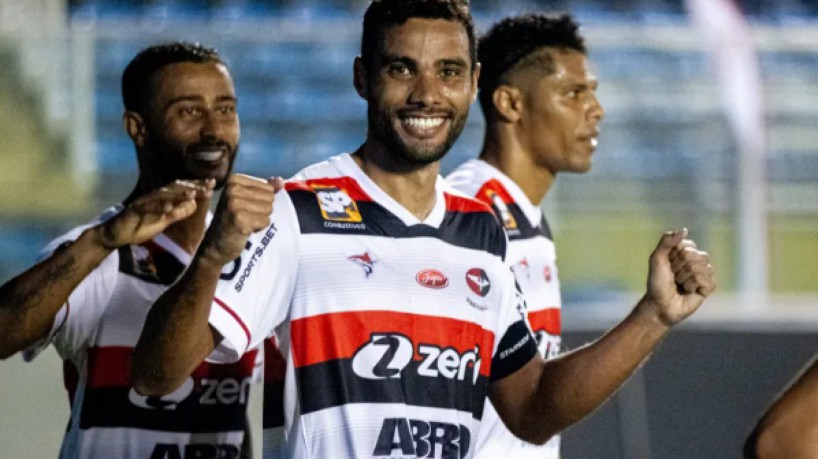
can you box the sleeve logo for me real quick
[312,185,362,222]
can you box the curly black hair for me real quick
[122,42,223,113]
[478,13,585,115]
[361,0,477,72]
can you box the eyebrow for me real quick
[380,54,470,69]
[164,95,237,110]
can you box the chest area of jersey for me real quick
[291,234,506,323]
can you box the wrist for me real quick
[86,224,119,252]
[634,295,674,332]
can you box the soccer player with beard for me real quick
[133,2,716,458]
[446,13,602,458]
[0,42,258,458]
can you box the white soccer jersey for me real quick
[447,159,562,459]
[208,153,538,459]
[24,206,258,459]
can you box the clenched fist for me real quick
[641,229,717,328]
[199,174,285,267]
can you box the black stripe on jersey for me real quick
[79,387,247,433]
[118,243,186,285]
[288,190,506,258]
[490,320,538,382]
[296,360,490,420]
[262,381,285,429]
[489,201,552,242]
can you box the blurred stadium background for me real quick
[0,0,816,457]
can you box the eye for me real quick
[441,67,461,79]
[179,106,202,117]
[217,105,236,115]
[388,63,412,77]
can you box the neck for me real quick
[479,128,555,205]
[353,139,440,221]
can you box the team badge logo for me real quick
[466,268,491,297]
[486,189,518,230]
[544,265,553,283]
[416,269,449,289]
[312,185,362,222]
[349,252,377,278]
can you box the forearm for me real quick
[0,227,112,359]
[132,256,222,395]
[525,297,669,443]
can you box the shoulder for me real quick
[445,159,491,198]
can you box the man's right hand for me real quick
[93,180,215,250]
[199,174,284,268]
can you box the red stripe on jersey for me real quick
[285,177,374,202]
[444,192,495,214]
[264,337,286,383]
[214,297,251,351]
[87,346,132,387]
[475,179,515,205]
[528,307,561,336]
[86,346,258,388]
[290,311,494,377]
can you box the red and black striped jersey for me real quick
[209,153,538,458]
[24,207,258,459]
[447,159,563,459]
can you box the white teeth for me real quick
[590,138,598,148]
[195,150,222,161]
[404,117,445,130]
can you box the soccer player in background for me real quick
[446,13,602,458]
[0,42,259,458]
[132,2,716,458]
[745,354,818,458]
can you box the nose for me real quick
[408,71,441,107]
[200,110,225,139]
[587,93,605,123]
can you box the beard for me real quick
[143,136,237,190]
[367,104,468,168]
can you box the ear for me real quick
[353,56,369,100]
[124,111,147,148]
[492,85,523,123]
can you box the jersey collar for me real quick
[332,153,447,229]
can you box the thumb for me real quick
[653,228,687,261]
[268,176,285,193]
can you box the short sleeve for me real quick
[23,226,119,362]
[207,190,300,363]
[489,267,538,382]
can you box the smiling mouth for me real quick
[193,149,225,162]
[399,115,449,138]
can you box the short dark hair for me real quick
[361,0,477,72]
[478,13,586,115]
[122,42,223,113]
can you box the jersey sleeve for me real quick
[489,266,538,382]
[207,190,300,364]
[23,228,119,362]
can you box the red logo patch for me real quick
[544,266,552,283]
[466,268,491,297]
[416,270,449,289]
